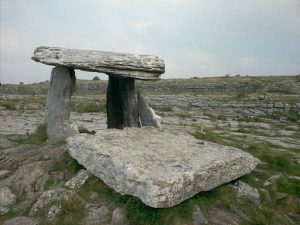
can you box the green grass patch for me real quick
[78,176,237,225]
[15,124,47,145]
[52,152,84,174]
[276,177,300,196]
[72,102,106,113]
[150,105,173,113]
[56,197,85,225]
[287,109,299,122]
[192,127,226,145]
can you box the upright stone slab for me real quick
[107,76,140,129]
[137,92,160,127]
[45,66,76,141]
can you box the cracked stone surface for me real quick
[67,127,258,208]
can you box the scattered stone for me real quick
[207,208,240,225]
[111,207,128,225]
[0,161,52,196]
[84,204,110,225]
[0,170,11,179]
[67,127,258,208]
[0,206,9,215]
[30,188,74,215]
[259,189,271,204]
[89,192,99,201]
[0,186,17,207]
[47,204,62,222]
[233,181,260,205]
[65,169,90,189]
[0,136,16,149]
[193,205,208,225]
[3,217,39,225]
[263,173,281,186]
[276,192,288,200]
[288,175,300,181]
[278,130,295,136]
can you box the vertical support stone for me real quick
[45,66,76,141]
[106,76,140,129]
[137,92,161,128]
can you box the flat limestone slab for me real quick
[32,46,165,80]
[67,127,258,208]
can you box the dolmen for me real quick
[32,46,163,141]
[32,46,258,208]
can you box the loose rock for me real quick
[65,169,90,189]
[111,207,128,225]
[233,181,260,205]
[193,205,208,225]
[0,186,17,207]
[47,205,62,222]
[263,173,281,186]
[30,188,74,215]
[0,170,11,179]
[84,204,110,225]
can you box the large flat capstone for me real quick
[32,46,165,80]
[67,127,259,208]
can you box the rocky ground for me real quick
[0,76,299,225]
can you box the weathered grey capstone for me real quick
[45,66,77,141]
[67,127,258,208]
[32,46,165,80]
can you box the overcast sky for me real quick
[1,0,299,84]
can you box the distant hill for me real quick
[0,76,299,96]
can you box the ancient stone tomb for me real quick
[32,46,164,141]
[32,46,258,208]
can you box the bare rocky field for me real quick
[0,76,299,225]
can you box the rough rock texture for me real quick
[0,186,17,207]
[0,161,52,196]
[65,169,90,189]
[232,181,260,206]
[111,207,128,225]
[67,127,258,208]
[3,217,39,225]
[47,204,62,222]
[45,66,77,142]
[137,92,160,127]
[30,188,74,215]
[263,173,281,186]
[207,208,241,225]
[0,170,11,179]
[193,205,208,225]
[84,204,110,225]
[32,46,165,80]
